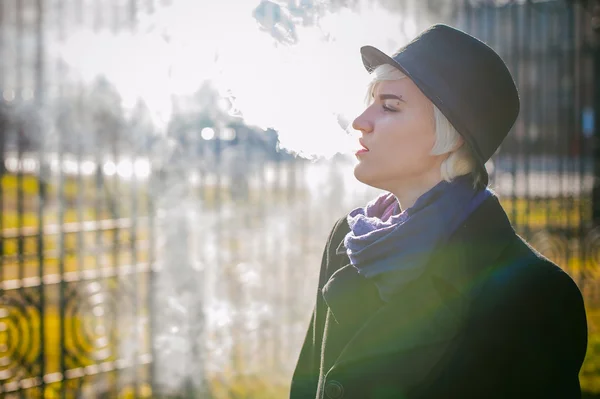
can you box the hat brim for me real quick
[359,45,489,188]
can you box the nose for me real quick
[352,109,374,134]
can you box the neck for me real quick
[389,171,444,210]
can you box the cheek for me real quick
[386,117,435,159]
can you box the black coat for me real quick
[290,195,588,399]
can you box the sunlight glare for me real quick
[55,0,417,159]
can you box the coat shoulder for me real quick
[474,232,588,361]
[327,215,350,250]
[491,232,582,297]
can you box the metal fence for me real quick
[0,0,154,397]
[458,0,600,392]
[459,0,596,273]
[457,0,598,304]
[0,0,599,398]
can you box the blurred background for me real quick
[0,0,599,397]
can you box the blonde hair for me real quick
[366,64,483,188]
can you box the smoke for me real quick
[54,0,416,159]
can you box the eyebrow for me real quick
[373,93,406,102]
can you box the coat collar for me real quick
[322,194,516,375]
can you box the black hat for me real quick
[360,24,520,187]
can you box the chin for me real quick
[353,163,385,190]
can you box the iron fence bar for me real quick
[575,2,588,285]
[508,1,519,222]
[0,0,4,91]
[0,0,4,188]
[267,151,276,372]
[1,216,149,239]
[592,1,600,226]
[107,2,121,389]
[15,2,27,396]
[492,1,502,186]
[572,1,580,253]
[212,124,223,397]
[556,1,570,268]
[0,356,153,393]
[111,189,123,397]
[73,61,92,391]
[196,125,207,384]
[274,147,283,370]
[147,158,155,395]
[255,132,267,378]
[129,161,140,397]
[57,89,67,395]
[539,2,550,224]
[56,0,67,395]
[127,34,141,395]
[124,4,144,397]
[211,124,223,383]
[523,1,533,233]
[35,0,46,395]
[109,42,122,399]
[568,2,577,258]
[16,0,24,286]
[75,100,84,277]
[1,239,151,265]
[108,11,119,393]
[93,95,109,397]
[565,2,573,231]
[0,262,150,290]
[0,2,5,362]
[548,4,557,220]
[0,0,8,395]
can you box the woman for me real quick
[290,24,587,399]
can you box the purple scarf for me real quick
[343,175,492,301]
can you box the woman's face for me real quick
[352,77,444,192]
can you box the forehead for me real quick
[373,78,421,97]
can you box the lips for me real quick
[358,139,369,151]
[355,139,370,157]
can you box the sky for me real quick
[56,0,425,159]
